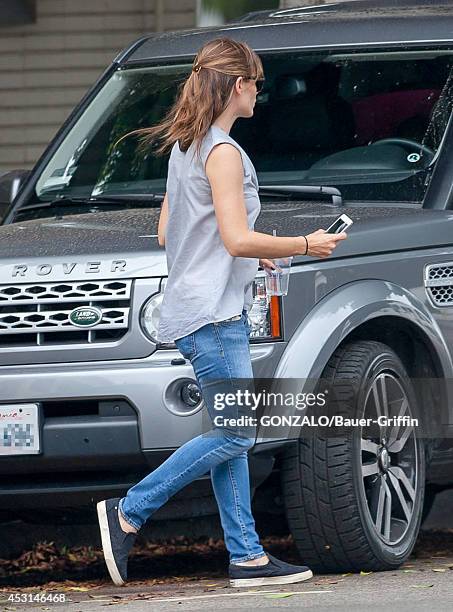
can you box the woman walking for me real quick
[96,37,347,588]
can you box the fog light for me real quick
[163,378,204,417]
[181,382,202,407]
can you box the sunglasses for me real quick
[244,76,265,93]
[255,78,265,93]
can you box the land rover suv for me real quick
[2,0,453,572]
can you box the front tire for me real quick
[281,340,425,572]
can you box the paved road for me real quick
[2,530,453,612]
[2,553,452,612]
[1,490,453,611]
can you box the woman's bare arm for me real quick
[205,144,347,259]
[157,192,169,247]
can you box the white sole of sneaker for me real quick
[96,500,125,587]
[230,569,313,588]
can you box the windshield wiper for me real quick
[17,193,164,212]
[91,193,164,203]
[259,185,343,206]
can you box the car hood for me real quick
[0,202,451,280]
[0,207,167,282]
[0,207,164,257]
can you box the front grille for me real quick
[425,262,453,306]
[0,279,132,346]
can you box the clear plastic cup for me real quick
[264,256,293,296]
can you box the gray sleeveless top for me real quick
[156,124,261,343]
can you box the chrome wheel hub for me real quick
[360,372,418,545]
[378,446,391,472]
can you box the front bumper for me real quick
[0,343,275,449]
[0,343,278,509]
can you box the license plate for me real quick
[0,403,41,455]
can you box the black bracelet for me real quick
[303,235,308,255]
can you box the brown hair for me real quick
[112,37,263,160]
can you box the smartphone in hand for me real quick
[325,213,353,234]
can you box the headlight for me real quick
[140,291,164,344]
[140,279,176,347]
[141,276,282,348]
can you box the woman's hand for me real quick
[259,258,278,272]
[304,229,348,258]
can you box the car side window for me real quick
[235,49,453,204]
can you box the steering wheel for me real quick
[370,137,435,159]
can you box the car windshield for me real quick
[33,47,453,206]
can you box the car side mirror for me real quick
[0,169,31,220]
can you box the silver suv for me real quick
[1,0,453,573]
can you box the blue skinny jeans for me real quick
[118,308,266,563]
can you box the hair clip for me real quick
[192,63,201,73]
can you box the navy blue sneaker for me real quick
[96,497,137,586]
[229,552,313,588]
